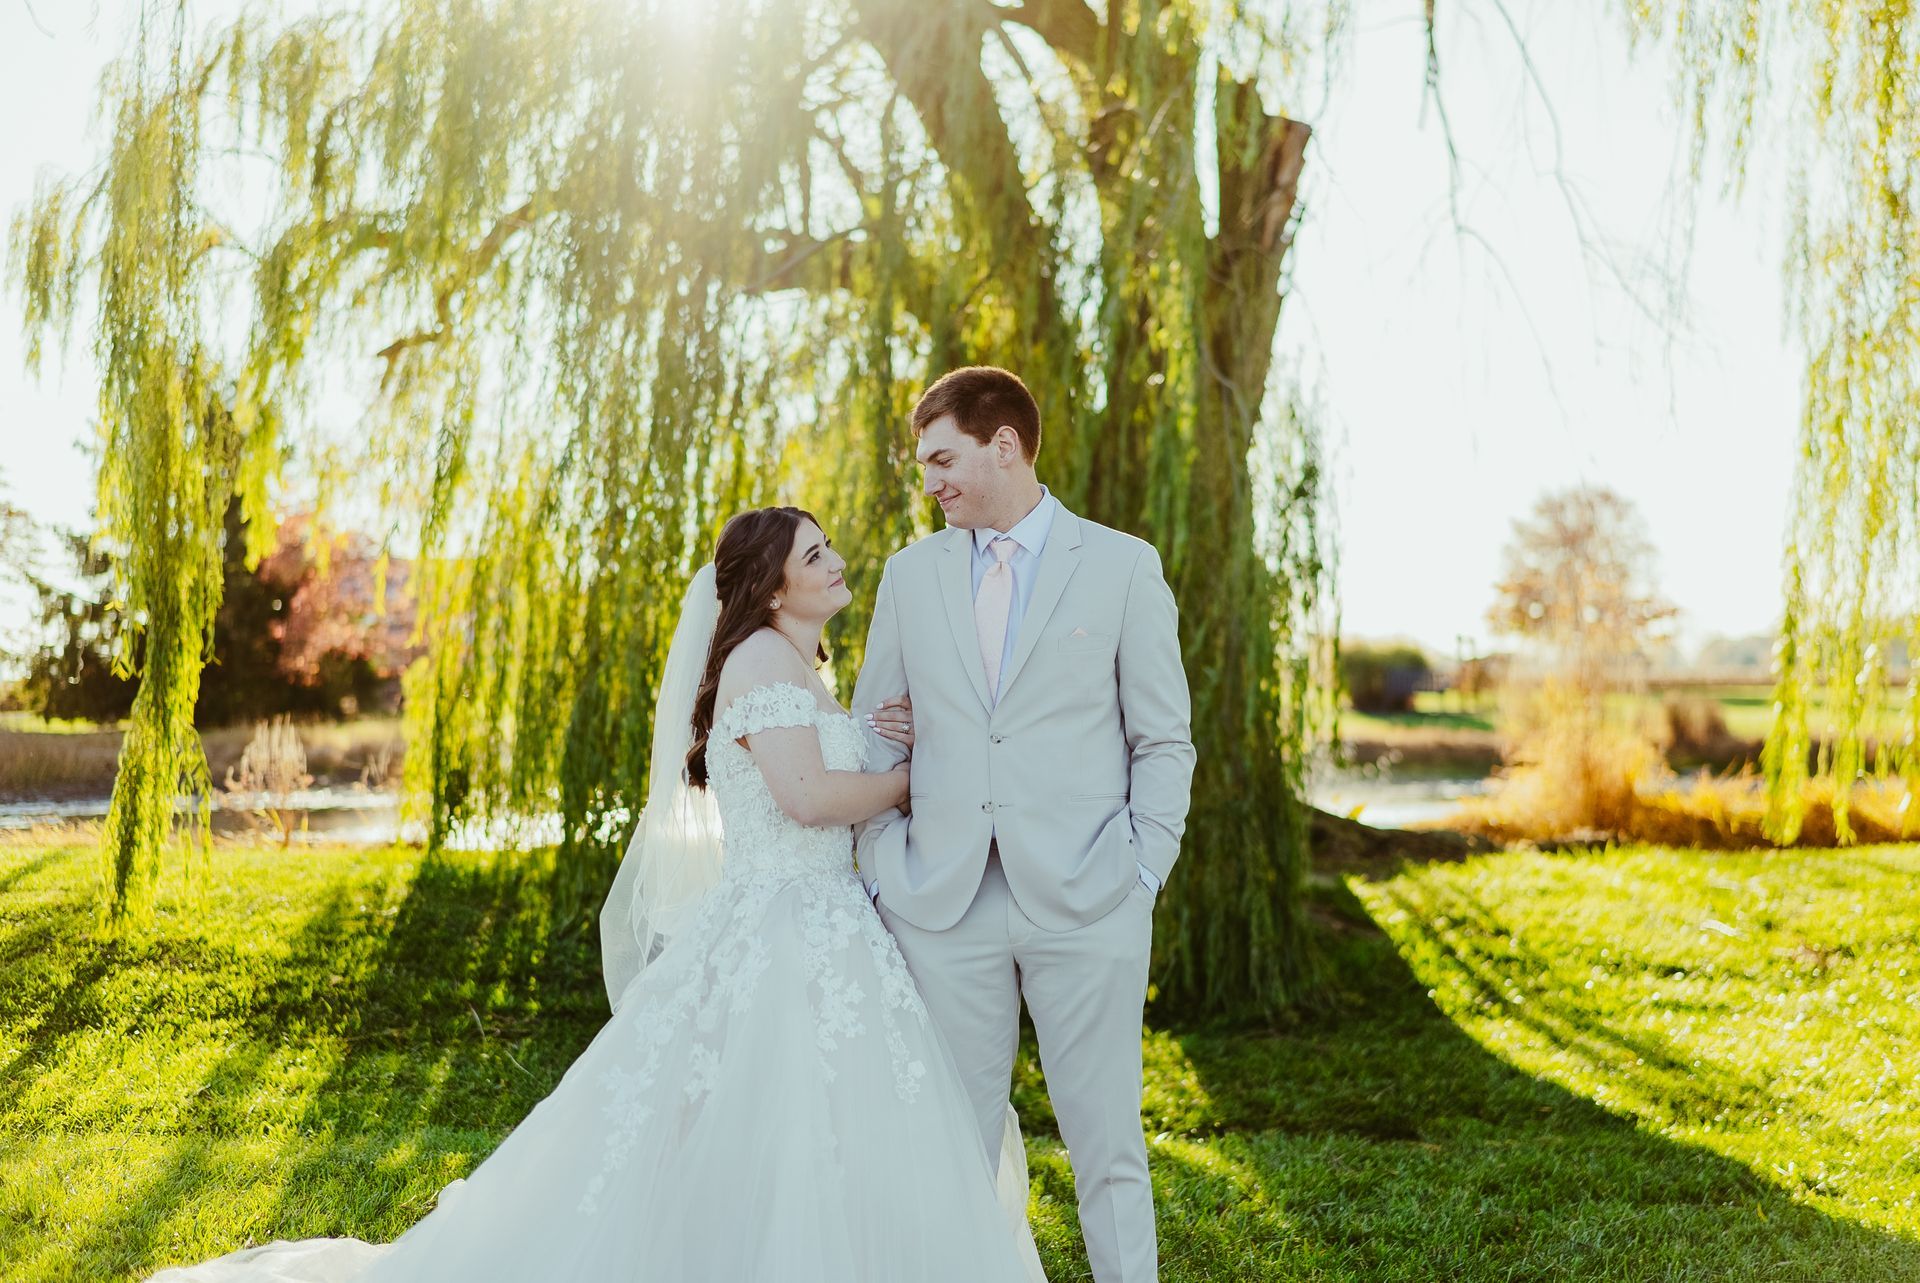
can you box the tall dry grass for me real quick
[0,729,127,797]
[1444,680,1920,848]
[221,716,315,846]
[0,718,405,799]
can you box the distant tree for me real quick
[22,529,139,724]
[0,470,33,585]
[21,501,419,726]
[1487,486,1677,690]
[263,513,420,713]
[195,496,306,727]
[1473,488,1679,840]
[1693,634,1779,678]
[1452,653,1510,705]
[0,469,45,677]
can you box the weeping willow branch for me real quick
[1623,1,1920,843]
[1000,0,1103,67]
[373,196,539,378]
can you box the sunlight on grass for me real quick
[1353,844,1920,1240]
[3,836,1917,1280]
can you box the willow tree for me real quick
[13,0,1336,1015]
[1619,3,1920,841]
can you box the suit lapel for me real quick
[998,506,1083,699]
[939,527,994,711]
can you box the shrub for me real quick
[1340,642,1432,714]
[1658,693,1745,765]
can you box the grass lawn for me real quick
[1338,695,1497,741]
[2,836,1916,1281]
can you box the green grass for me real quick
[1339,692,1497,739]
[2,838,1917,1280]
[1677,685,1779,742]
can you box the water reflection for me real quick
[1306,773,1488,829]
[6,776,1484,842]
[0,788,580,850]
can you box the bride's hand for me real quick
[867,695,914,751]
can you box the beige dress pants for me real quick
[877,846,1158,1283]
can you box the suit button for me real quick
[981,802,995,813]
[990,734,1005,744]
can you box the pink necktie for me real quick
[975,536,1016,702]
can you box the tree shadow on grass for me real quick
[22,839,1917,1282]
[202,849,605,1250]
[0,846,74,896]
[2,846,605,1280]
[0,875,368,1280]
[281,848,606,1136]
[162,848,604,1262]
[1114,878,1920,1283]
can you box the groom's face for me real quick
[916,414,1013,530]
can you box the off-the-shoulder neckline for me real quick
[714,678,851,730]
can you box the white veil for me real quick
[600,563,726,1013]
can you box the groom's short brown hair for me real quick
[910,366,1041,462]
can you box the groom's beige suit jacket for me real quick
[851,504,1194,934]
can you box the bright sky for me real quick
[0,1,1802,661]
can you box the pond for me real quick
[0,788,582,850]
[3,775,1491,843]
[0,787,406,844]
[1306,771,1490,829]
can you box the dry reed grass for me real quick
[0,729,126,797]
[0,718,405,799]
[1442,683,1919,849]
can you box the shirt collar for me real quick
[974,485,1056,559]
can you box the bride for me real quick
[148,505,1047,1283]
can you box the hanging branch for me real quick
[373,197,539,381]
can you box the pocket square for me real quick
[1070,627,1089,637]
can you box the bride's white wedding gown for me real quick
[148,681,1047,1282]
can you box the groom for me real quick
[852,365,1195,1283]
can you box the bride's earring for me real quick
[769,598,781,611]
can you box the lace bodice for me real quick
[706,680,867,879]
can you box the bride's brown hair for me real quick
[686,506,829,788]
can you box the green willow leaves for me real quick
[1624,0,1920,841]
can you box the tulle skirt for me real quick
[145,864,1045,1282]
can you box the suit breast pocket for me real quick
[1057,630,1116,654]
[1056,631,1118,703]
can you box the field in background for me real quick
[4,684,1906,800]
[1339,685,1912,774]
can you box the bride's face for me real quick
[777,520,852,622]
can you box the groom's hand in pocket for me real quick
[1136,862,1162,902]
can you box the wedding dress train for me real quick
[147,681,1046,1283]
